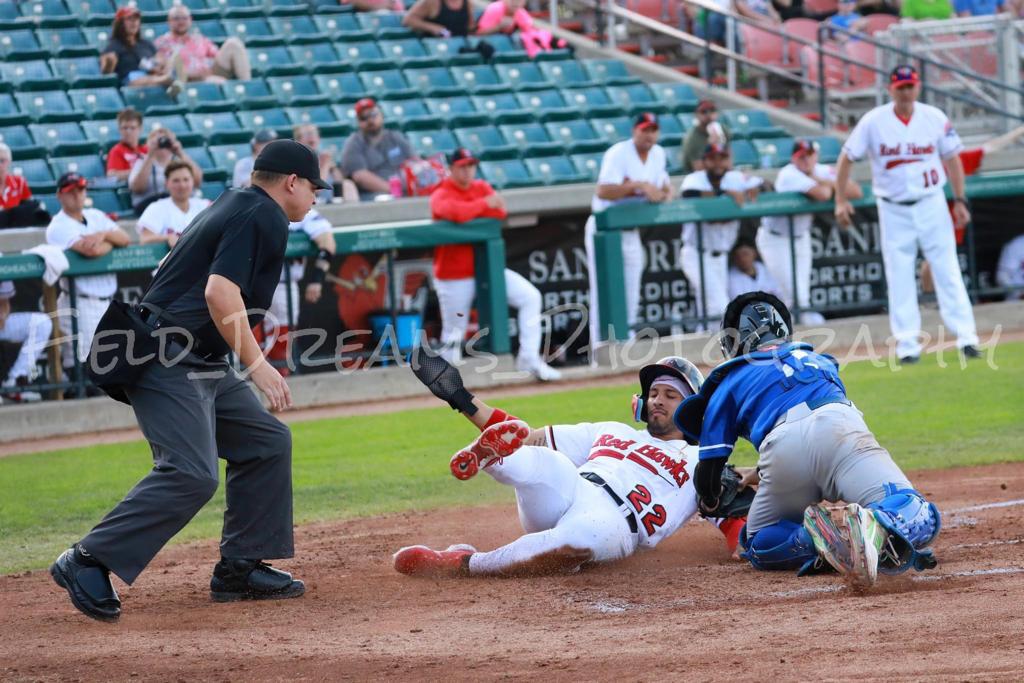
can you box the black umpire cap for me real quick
[254,139,331,190]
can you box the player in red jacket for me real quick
[430,148,561,381]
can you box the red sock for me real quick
[718,517,746,553]
[482,408,520,430]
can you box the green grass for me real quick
[1,342,1022,574]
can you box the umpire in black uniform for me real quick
[50,140,330,622]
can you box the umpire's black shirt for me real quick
[143,186,289,356]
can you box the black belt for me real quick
[880,196,921,206]
[580,472,639,534]
[137,304,223,361]
[63,291,112,302]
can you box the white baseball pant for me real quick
[877,193,978,358]
[584,216,645,345]
[467,445,638,575]
[0,311,53,382]
[434,269,543,364]
[56,293,110,365]
[265,280,300,333]
[680,246,729,328]
[756,230,812,315]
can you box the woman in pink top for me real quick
[476,0,566,58]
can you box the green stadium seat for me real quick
[377,39,440,68]
[450,65,508,95]
[590,116,632,143]
[752,137,794,168]
[222,17,280,47]
[515,90,578,121]
[0,125,43,157]
[354,11,412,39]
[182,145,224,179]
[144,113,201,146]
[49,153,106,180]
[29,121,97,155]
[523,154,588,185]
[377,99,441,130]
[423,97,486,127]
[403,67,462,98]
[67,0,117,18]
[0,29,48,60]
[454,125,517,160]
[12,158,56,190]
[605,84,670,115]
[194,19,229,40]
[657,114,685,146]
[407,128,458,158]
[269,14,326,42]
[81,25,113,48]
[68,88,125,119]
[314,73,366,103]
[730,139,759,168]
[221,79,276,109]
[19,0,74,22]
[582,59,640,85]
[812,135,842,163]
[0,94,26,126]
[35,192,61,215]
[236,107,291,133]
[86,188,128,217]
[186,112,248,143]
[483,34,528,64]
[0,60,62,91]
[330,103,360,129]
[40,27,95,57]
[544,119,607,154]
[122,87,184,116]
[197,178,226,200]
[664,145,683,175]
[478,158,532,190]
[470,93,531,124]
[358,70,416,100]
[421,37,481,66]
[181,82,232,112]
[493,62,552,91]
[498,122,562,156]
[249,45,300,77]
[130,0,166,12]
[570,151,605,181]
[336,41,390,70]
[50,57,115,88]
[650,82,699,113]
[0,0,25,28]
[559,87,624,118]
[15,90,79,122]
[80,119,121,149]
[538,61,596,88]
[285,105,349,135]
[312,13,374,41]
[266,75,329,106]
[208,142,250,174]
[720,109,787,139]
[287,43,348,74]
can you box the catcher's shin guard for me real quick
[450,420,530,480]
[868,484,940,574]
[740,519,819,572]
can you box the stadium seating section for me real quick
[0,0,841,211]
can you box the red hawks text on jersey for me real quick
[546,421,700,549]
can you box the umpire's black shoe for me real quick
[960,345,981,359]
[898,355,919,365]
[50,544,121,623]
[210,558,305,602]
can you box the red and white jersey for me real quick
[843,102,963,203]
[546,421,699,549]
[283,209,332,283]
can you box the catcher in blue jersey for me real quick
[673,291,940,586]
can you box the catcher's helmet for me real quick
[632,356,704,422]
[719,291,793,359]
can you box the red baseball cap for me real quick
[354,98,377,116]
[634,112,659,131]
[115,5,141,20]
[791,139,820,158]
[889,64,919,88]
[696,99,717,113]
[57,172,88,194]
[703,142,729,158]
[448,148,478,167]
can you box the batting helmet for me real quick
[719,291,793,359]
[632,356,704,423]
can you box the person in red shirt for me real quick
[430,148,561,381]
[106,108,148,181]
[0,143,50,228]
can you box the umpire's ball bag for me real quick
[86,301,163,405]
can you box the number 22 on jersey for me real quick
[626,484,668,536]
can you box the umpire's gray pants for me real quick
[746,403,912,534]
[81,354,294,585]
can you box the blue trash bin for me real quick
[368,311,422,364]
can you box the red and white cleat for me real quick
[449,419,530,481]
[393,544,476,578]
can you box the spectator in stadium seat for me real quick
[476,0,567,57]
[953,0,1004,15]
[155,5,252,84]
[233,128,278,189]
[339,0,404,11]
[129,127,204,216]
[0,143,50,229]
[828,0,869,41]
[106,108,148,182]
[430,148,561,381]
[100,6,184,96]
[735,0,783,24]
[901,0,953,19]
[137,160,211,247]
[681,100,730,173]
[403,0,474,36]
[686,0,734,44]
[340,99,418,201]
[996,234,1024,301]
[856,0,900,14]
[293,124,358,204]
[727,240,783,300]
[0,279,52,403]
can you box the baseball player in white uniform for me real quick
[45,173,130,366]
[136,159,211,247]
[835,64,979,363]
[0,279,52,401]
[680,143,763,328]
[394,356,751,577]
[996,234,1024,300]
[585,113,672,350]
[757,139,863,325]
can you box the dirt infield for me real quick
[2,462,1022,682]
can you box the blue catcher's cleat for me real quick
[803,504,855,577]
[843,503,889,588]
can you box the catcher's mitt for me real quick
[408,346,478,415]
[699,464,755,518]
